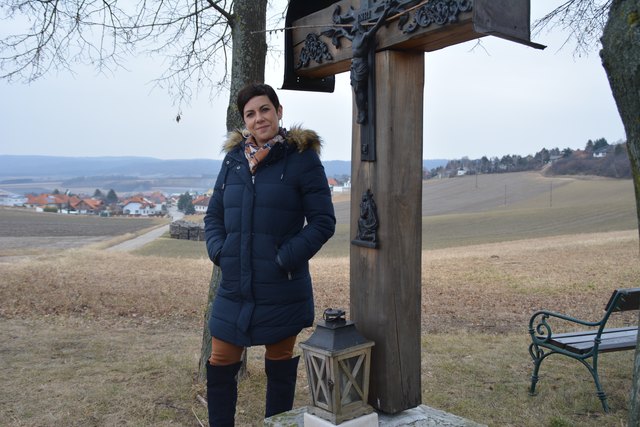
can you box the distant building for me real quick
[121,196,164,216]
[593,146,612,158]
[25,193,81,212]
[72,198,104,214]
[146,191,168,205]
[328,177,351,193]
[0,189,27,207]
[193,195,211,214]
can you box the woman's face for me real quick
[242,95,282,146]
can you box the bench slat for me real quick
[565,335,638,354]
[545,328,638,354]
[552,328,637,344]
[549,326,636,340]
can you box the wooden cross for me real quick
[285,0,543,414]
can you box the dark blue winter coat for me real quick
[204,126,336,347]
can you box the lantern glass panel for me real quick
[305,352,332,409]
[339,354,366,405]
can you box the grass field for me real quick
[1,172,639,426]
[0,208,167,255]
[133,172,638,257]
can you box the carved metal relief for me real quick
[296,33,333,70]
[352,189,379,249]
[399,0,473,34]
[295,0,475,69]
[293,0,474,162]
[321,5,354,49]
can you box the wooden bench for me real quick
[528,288,640,412]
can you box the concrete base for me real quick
[304,412,378,427]
[264,405,487,426]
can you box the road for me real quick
[106,207,185,252]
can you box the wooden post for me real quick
[350,49,424,414]
[285,0,543,416]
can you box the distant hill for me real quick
[0,155,222,179]
[0,155,448,180]
[423,159,448,171]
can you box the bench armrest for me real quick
[529,310,602,343]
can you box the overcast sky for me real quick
[0,1,625,162]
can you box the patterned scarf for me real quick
[243,128,286,174]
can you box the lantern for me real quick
[300,308,375,424]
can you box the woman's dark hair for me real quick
[236,83,280,118]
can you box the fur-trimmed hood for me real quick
[222,125,322,154]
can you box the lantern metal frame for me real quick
[300,309,375,424]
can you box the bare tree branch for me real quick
[0,0,236,103]
[204,0,231,22]
[533,0,612,55]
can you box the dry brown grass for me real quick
[422,230,640,334]
[1,230,638,426]
[0,250,210,319]
[181,214,205,223]
[1,317,202,427]
[4,230,636,330]
[310,230,640,335]
[1,231,639,426]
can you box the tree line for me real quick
[427,138,630,179]
[50,188,120,204]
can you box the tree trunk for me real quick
[198,0,268,383]
[198,265,222,382]
[600,1,640,424]
[601,0,640,248]
[226,0,268,132]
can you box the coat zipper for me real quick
[253,165,291,280]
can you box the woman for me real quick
[203,83,336,426]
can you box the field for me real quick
[0,208,167,255]
[1,172,639,426]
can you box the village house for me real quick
[146,191,168,205]
[72,198,104,214]
[25,193,82,212]
[168,194,181,207]
[593,146,613,158]
[192,195,211,214]
[327,177,351,193]
[121,196,164,216]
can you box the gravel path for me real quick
[106,207,184,252]
[106,224,170,252]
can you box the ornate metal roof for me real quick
[282,0,339,92]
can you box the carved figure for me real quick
[347,1,397,124]
[356,189,379,244]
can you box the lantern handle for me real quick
[323,308,346,322]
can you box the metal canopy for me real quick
[282,0,338,92]
[473,0,546,50]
